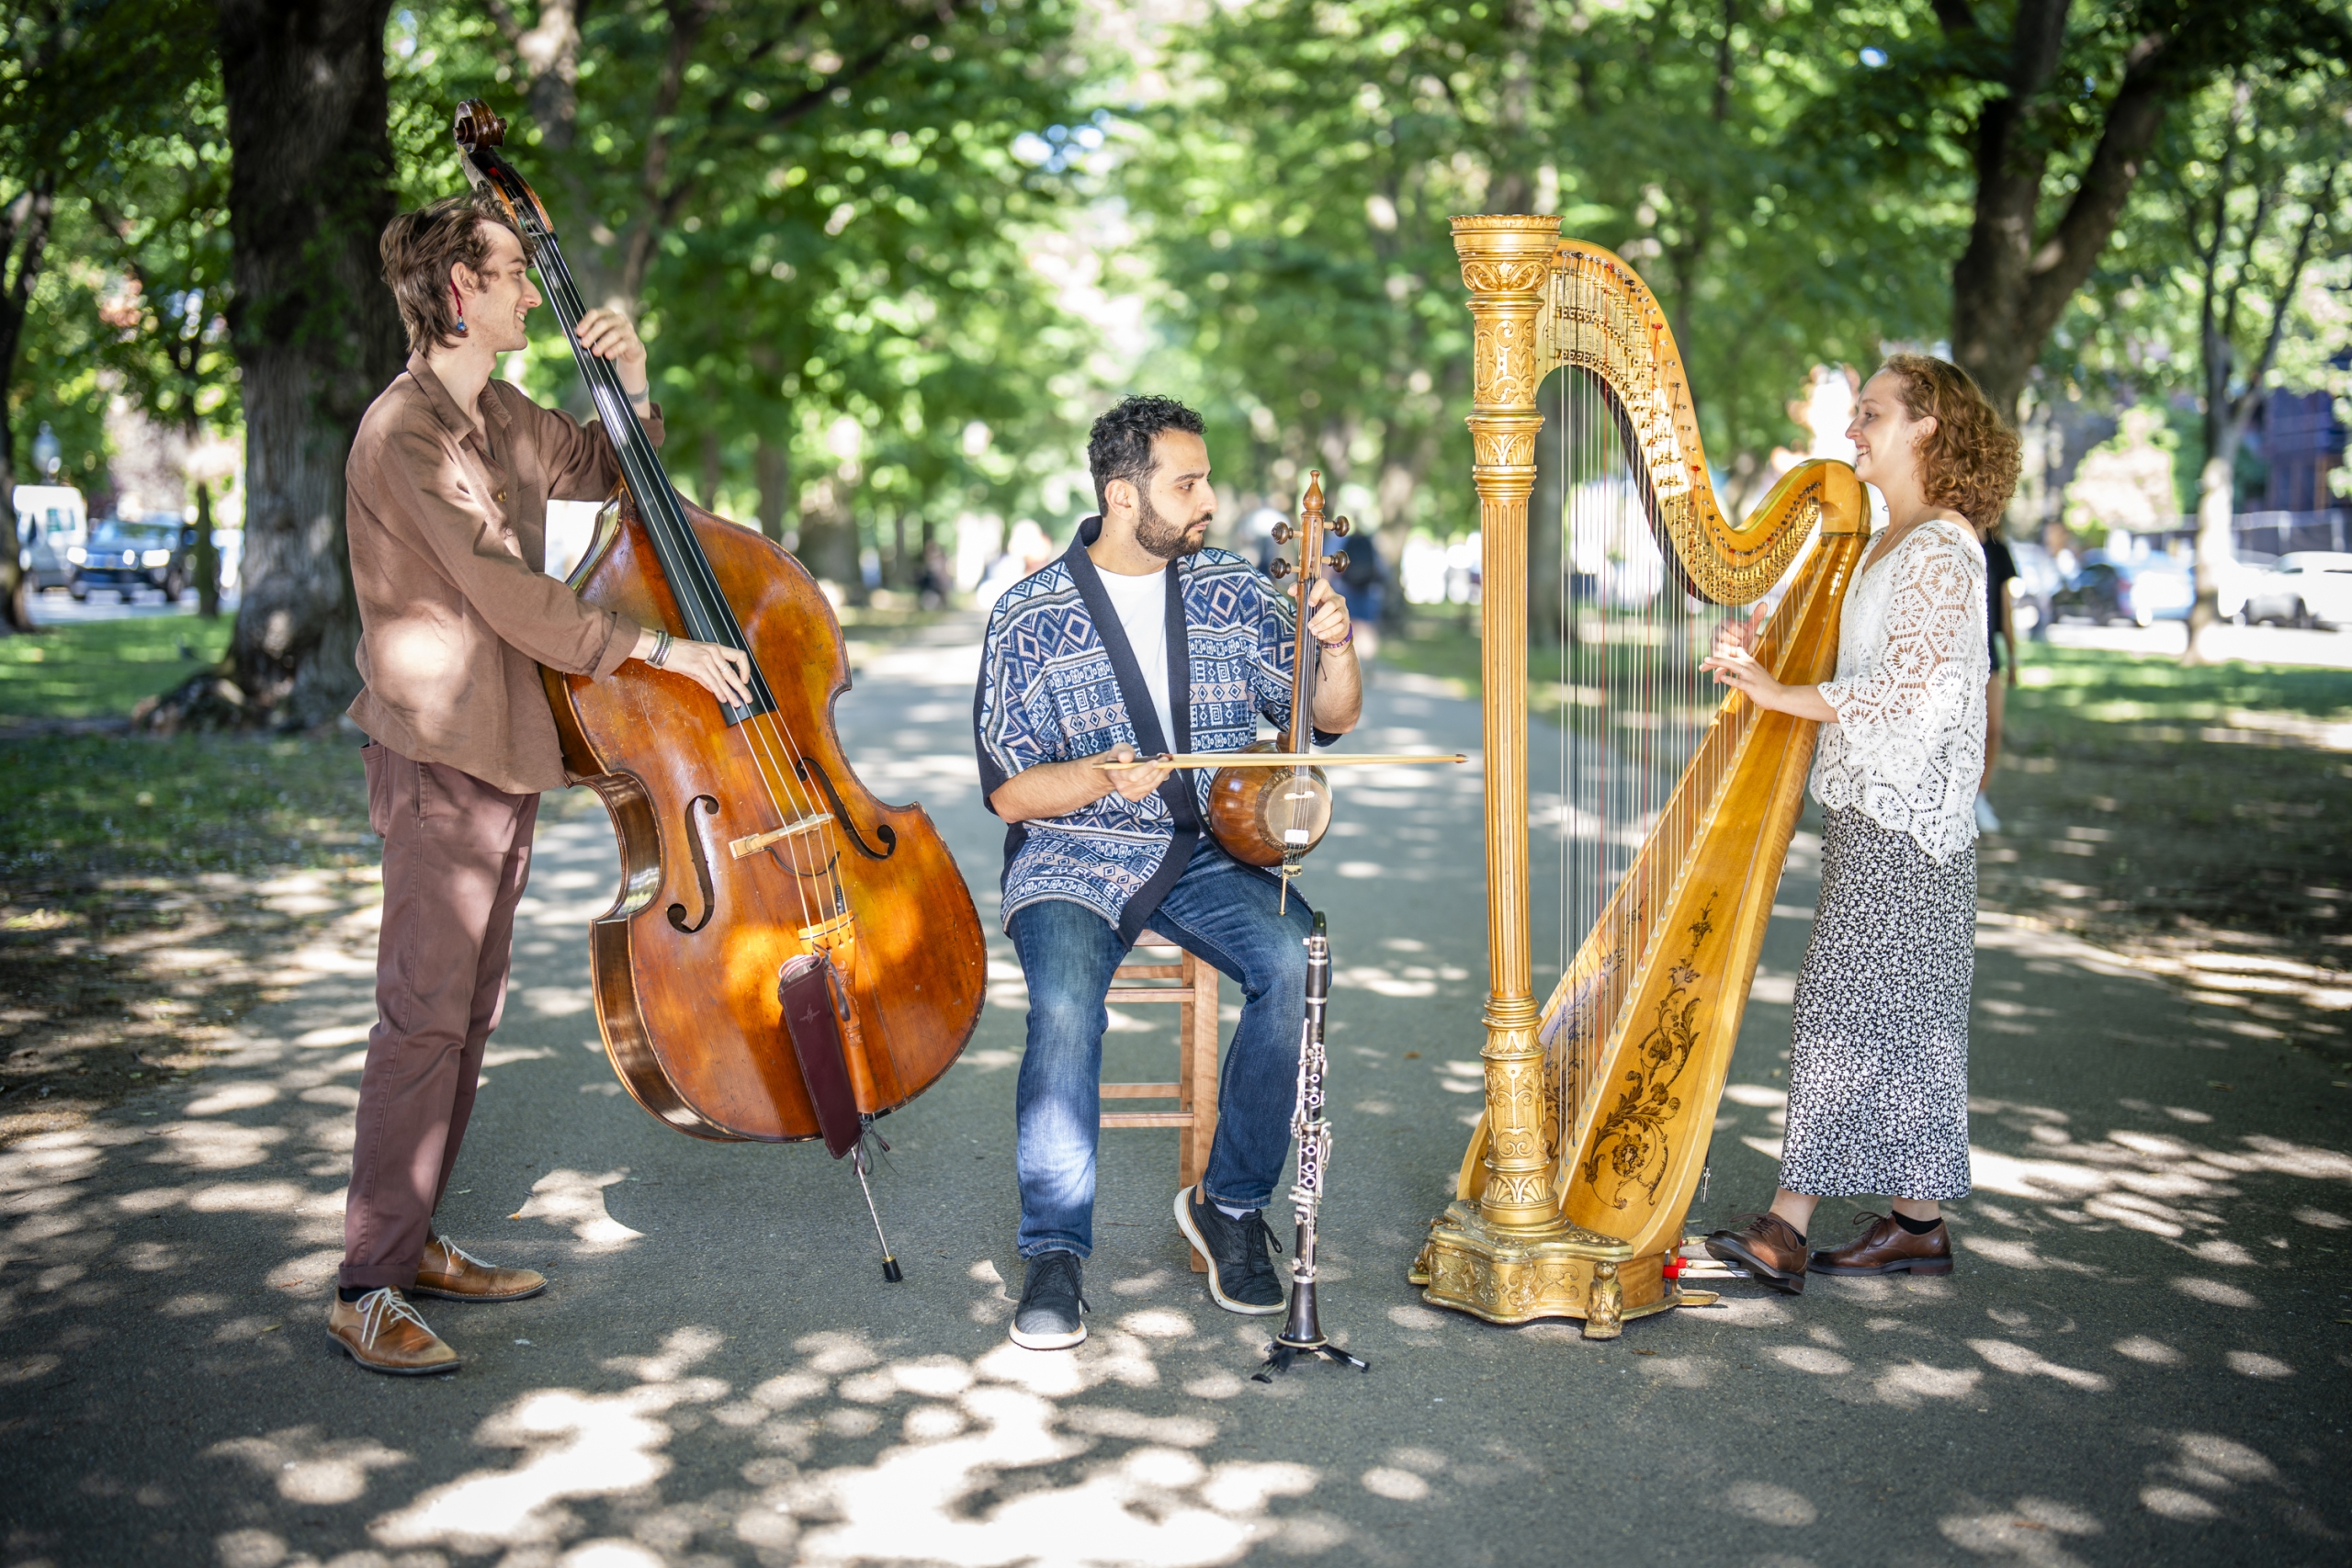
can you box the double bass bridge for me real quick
[729,812,834,860]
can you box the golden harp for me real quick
[1409,217,1868,1337]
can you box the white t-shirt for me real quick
[1095,565,1178,748]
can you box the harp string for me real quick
[1534,258,1831,1168]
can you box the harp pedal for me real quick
[729,813,834,859]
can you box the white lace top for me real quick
[1809,516,1988,863]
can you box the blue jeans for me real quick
[1008,841,1314,1258]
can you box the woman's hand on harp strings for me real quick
[574,306,651,409]
[1699,608,1837,722]
[1711,603,1768,662]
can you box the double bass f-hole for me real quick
[796,757,897,860]
[667,795,720,932]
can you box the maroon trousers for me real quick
[340,743,539,1292]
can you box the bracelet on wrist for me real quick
[1318,625,1354,653]
[649,629,673,668]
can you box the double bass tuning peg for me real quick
[1267,558,1294,580]
[1269,522,1293,545]
[1330,516,1351,536]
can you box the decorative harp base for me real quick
[1408,1202,1717,1337]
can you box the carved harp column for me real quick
[1453,215,1564,1235]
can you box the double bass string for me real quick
[519,189,854,936]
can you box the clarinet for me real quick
[1258,911,1369,1379]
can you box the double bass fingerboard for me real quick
[457,113,779,729]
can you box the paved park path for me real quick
[5,619,2347,1567]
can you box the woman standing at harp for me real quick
[1699,355,2020,1292]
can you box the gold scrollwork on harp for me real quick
[1579,898,1716,1211]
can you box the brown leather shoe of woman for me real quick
[410,1235,548,1302]
[1703,1213,1809,1294]
[326,1288,459,1375]
[1808,1213,1953,1276]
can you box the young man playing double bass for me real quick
[329,195,751,1374]
[973,396,1362,1349]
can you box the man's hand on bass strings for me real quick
[575,307,650,407]
[634,627,754,708]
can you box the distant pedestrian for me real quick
[1976,523,2019,831]
[1696,353,2020,1293]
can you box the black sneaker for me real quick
[1010,1249,1088,1350]
[1174,1184,1286,1315]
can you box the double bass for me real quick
[453,102,987,1280]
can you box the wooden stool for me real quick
[1100,930,1221,1271]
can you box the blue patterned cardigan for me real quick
[973,517,1331,942]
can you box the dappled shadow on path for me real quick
[5,645,2350,1566]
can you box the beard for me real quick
[1134,490,1208,561]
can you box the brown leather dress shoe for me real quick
[1809,1213,1953,1276]
[1703,1212,1809,1294]
[410,1235,548,1303]
[326,1288,459,1375]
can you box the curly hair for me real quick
[1875,354,2022,530]
[379,192,531,357]
[1088,395,1206,514]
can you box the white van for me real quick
[12,484,88,592]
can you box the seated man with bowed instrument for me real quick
[329,192,750,1376]
[974,396,1363,1348]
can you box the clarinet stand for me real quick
[1257,913,1370,1382]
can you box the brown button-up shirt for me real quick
[345,353,662,794]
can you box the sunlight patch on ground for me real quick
[354,1321,1329,1567]
[509,1168,645,1251]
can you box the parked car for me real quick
[2007,539,2064,639]
[2210,550,2280,623]
[2241,551,2352,629]
[12,482,88,592]
[2049,552,2196,627]
[69,516,194,603]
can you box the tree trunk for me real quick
[754,435,791,546]
[2182,143,2335,666]
[698,437,723,514]
[1486,0,1537,214]
[514,0,582,151]
[192,477,220,619]
[2183,450,2237,662]
[1945,2,2174,420]
[0,180,57,636]
[1373,360,1453,628]
[798,476,862,601]
[214,0,404,726]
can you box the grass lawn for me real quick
[1,618,379,1130]
[0,613,373,886]
[0,615,234,721]
[1981,645,2351,964]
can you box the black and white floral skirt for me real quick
[1778,807,1975,1201]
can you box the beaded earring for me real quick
[451,277,469,334]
